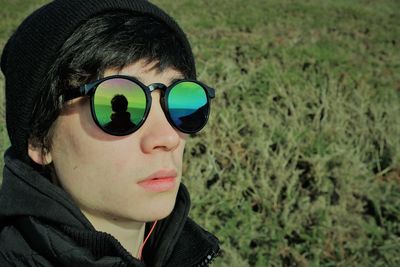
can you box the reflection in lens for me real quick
[168,82,208,132]
[103,94,135,132]
[93,78,146,134]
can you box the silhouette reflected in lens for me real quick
[173,103,208,132]
[103,94,136,133]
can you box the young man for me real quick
[0,0,219,266]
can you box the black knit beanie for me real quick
[1,0,195,162]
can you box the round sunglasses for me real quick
[64,75,215,136]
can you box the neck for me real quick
[81,209,145,258]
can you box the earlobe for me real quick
[28,143,53,165]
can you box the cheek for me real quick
[52,101,123,163]
[168,140,186,180]
[51,117,84,163]
[175,140,186,161]
[48,102,188,221]
[50,119,141,214]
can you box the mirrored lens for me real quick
[93,78,147,134]
[168,82,209,132]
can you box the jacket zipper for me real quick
[197,249,220,267]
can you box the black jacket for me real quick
[0,149,220,267]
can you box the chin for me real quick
[126,193,178,222]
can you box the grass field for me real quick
[1,0,400,266]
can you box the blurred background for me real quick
[1,0,399,266]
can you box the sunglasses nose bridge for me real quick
[148,83,167,93]
[148,83,168,104]
[147,82,169,115]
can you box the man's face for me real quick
[48,60,188,222]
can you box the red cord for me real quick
[138,220,158,260]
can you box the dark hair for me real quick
[29,12,195,155]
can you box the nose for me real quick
[140,91,181,153]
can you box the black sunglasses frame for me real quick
[64,75,215,136]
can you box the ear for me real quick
[28,143,53,165]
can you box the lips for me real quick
[137,169,178,192]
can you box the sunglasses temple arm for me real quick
[63,84,94,101]
[208,87,216,99]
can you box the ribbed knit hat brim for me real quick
[1,0,195,161]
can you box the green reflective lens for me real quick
[93,78,146,134]
[168,82,208,132]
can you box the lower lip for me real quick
[137,177,177,192]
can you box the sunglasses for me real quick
[64,75,215,136]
